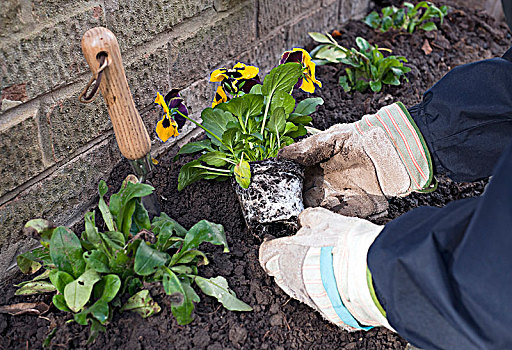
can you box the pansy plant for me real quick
[15,180,251,343]
[309,32,410,93]
[171,51,324,191]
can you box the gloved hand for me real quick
[279,103,434,218]
[259,207,392,331]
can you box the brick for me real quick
[0,3,106,106]
[340,0,370,22]
[286,1,340,49]
[104,0,214,53]
[350,0,370,19]
[237,30,288,76]
[39,85,111,162]
[257,0,320,38]
[126,44,170,113]
[0,137,121,282]
[0,110,45,197]
[168,3,257,88]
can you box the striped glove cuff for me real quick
[354,102,435,194]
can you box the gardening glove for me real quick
[259,207,393,332]
[279,103,434,218]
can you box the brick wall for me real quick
[0,0,369,282]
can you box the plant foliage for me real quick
[176,62,324,190]
[364,1,449,33]
[16,180,251,342]
[309,32,411,93]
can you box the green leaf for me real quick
[89,300,110,324]
[221,128,239,151]
[99,231,125,251]
[17,247,52,272]
[50,227,85,278]
[270,90,295,116]
[369,80,382,92]
[133,200,151,232]
[283,122,298,135]
[339,75,351,92]
[182,220,228,253]
[171,249,208,266]
[287,124,307,138]
[294,97,324,116]
[162,269,195,325]
[201,108,237,147]
[64,269,101,312]
[175,140,214,159]
[419,21,437,31]
[288,114,312,125]
[52,294,71,312]
[96,275,121,302]
[268,107,286,135]
[356,37,370,51]
[153,213,187,236]
[134,242,170,276]
[49,269,74,294]
[249,84,262,94]
[364,11,381,28]
[84,212,101,247]
[17,254,42,275]
[120,289,161,318]
[308,32,332,43]
[83,250,110,273]
[15,269,51,287]
[262,62,302,96]
[195,276,252,311]
[313,45,346,63]
[178,160,209,191]
[23,219,55,247]
[15,281,57,295]
[225,94,264,120]
[110,182,154,235]
[199,151,230,167]
[383,72,401,85]
[98,181,115,232]
[234,160,251,189]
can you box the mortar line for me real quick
[0,131,113,207]
[0,1,104,50]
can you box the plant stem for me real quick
[194,164,231,173]
[260,92,273,135]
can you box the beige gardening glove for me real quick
[259,207,393,331]
[279,103,434,218]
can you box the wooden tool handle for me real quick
[81,27,151,160]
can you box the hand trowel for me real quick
[80,26,161,218]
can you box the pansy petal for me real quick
[155,92,170,115]
[156,117,178,142]
[239,77,262,93]
[300,76,316,93]
[210,68,228,82]
[165,89,182,108]
[233,62,259,80]
[287,50,304,64]
[280,51,291,64]
[175,104,188,130]
[212,85,228,108]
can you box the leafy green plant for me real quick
[309,32,410,93]
[364,1,449,33]
[174,54,324,191]
[15,179,251,342]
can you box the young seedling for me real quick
[171,50,324,191]
[309,32,410,93]
[364,1,449,33]
[15,179,251,343]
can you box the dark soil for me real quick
[1,2,510,349]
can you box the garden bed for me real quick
[1,2,510,349]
